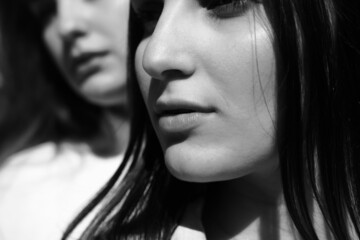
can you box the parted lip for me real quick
[69,50,108,73]
[68,50,109,83]
[153,99,215,116]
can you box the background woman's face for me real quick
[33,0,130,106]
[134,0,277,182]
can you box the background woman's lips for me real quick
[70,51,109,83]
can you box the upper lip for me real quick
[154,99,215,116]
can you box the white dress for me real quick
[0,142,122,240]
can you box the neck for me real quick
[202,167,297,240]
[202,166,333,240]
[87,109,130,157]
[106,110,130,154]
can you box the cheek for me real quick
[43,24,63,67]
[101,0,130,45]
[211,22,275,119]
[165,23,276,182]
[135,40,151,103]
[117,0,130,33]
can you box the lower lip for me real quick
[157,112,212,133]
[79,55,106,71]
[75,60,103,83]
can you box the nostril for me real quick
[162,69,189,80]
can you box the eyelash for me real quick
[204,0,251,18]
[135,0,253,35]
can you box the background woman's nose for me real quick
[57,0,87,40]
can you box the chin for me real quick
[163,145,245,183]
[83,71,126,95]
[84,91,126,106]
[161,138,278,184]
[165,161,243,183]
[81,82,127,107]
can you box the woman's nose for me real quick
[56,0,88,41]
[142,2,196,81]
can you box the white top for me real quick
[0,142,122,240]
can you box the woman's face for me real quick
[134,0,277,182]
[31,0,130,106]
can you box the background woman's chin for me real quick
[78,74,127,106]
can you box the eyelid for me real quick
[205,0,252,19]
[205,0,234,9]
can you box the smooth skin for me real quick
[34,0,131,152]
[0,1,130,240]
[133,0,329,239]
[34,0,130,106]
[134,0,277,184]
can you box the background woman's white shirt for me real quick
[0,141,121,240]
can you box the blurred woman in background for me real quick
[0,0,130,239]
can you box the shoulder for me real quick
[171,225,207,240]
[3,141,59,167]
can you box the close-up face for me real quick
[30,0,130,106]
[134,0,278,182]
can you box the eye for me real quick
[28,0,56,26]
[133,1,163,36]
[201,0,252,18]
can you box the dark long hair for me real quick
[269,0,360,239]
[63,0,360,239]
[0,30,6,126]
[0,0,118,163]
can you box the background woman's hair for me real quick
[63,0,360,239]
[0,0,118,163]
